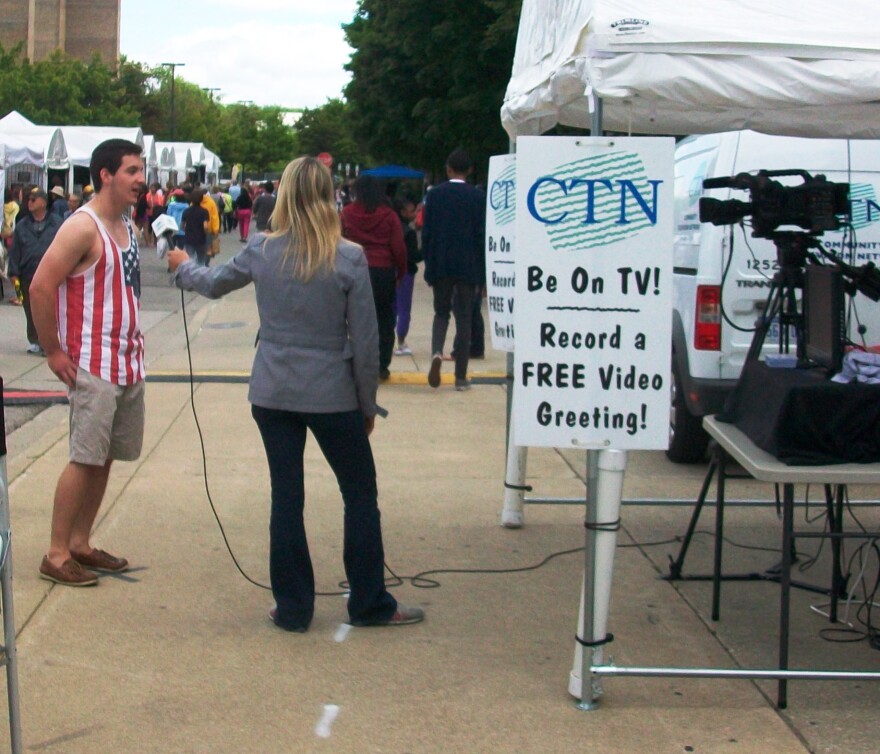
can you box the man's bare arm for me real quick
[29,215,97,387]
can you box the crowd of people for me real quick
[3,151,488,385]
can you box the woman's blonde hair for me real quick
[268,156,340,280]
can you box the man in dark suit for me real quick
[423,149,486,391]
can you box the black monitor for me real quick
[804,263,845,372]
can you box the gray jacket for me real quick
[174,235,379,416]
[9,212,63,279]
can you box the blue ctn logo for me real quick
[490,163,516,226]
[526,151,663,250]
[850,183,880,230]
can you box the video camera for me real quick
[698,169,850,239]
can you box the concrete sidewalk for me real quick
[1,232,876,752]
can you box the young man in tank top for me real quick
[29,139,146,586]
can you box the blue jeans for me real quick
[251,405,397,630]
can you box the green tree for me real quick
[210,103,299,175]
[295,98,365,170]
[343,0,521,182]
[0,46,147,126]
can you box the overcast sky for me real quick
[119,0,360,110]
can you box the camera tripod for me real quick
[668,230,851,602]
[745,230,816,365]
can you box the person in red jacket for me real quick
[341,174,407,380]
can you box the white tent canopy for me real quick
[170,141,206,167]
[142,134,158,182]
[0,127,69,172]
[158,145,176,171]
[203,147,223,184]
[502,0,880,139]
[0,110,36,131]
[156,145,177,187]
[60,126,144,168]
[155,142,194,176]
[156,141,213,186]
[0,134,49,169]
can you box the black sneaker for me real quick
[428,354,442,388]
[269,607,307,633]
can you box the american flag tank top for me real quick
[56,205,145,385]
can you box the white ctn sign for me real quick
[485,154,517,352]
[513,136,674,449]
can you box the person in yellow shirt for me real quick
[200,186,221,258]
[2,187,21,303]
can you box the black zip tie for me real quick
[585,518,621,532]
[575,632,614,648]
[504,482,533,492]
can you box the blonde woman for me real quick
[167,157,424,632]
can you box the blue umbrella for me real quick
[361,164,425,179]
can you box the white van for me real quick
[669,130,880,462]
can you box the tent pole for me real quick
[591,92,603,136]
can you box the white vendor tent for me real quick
[156,142,195,184]
[203,148,223,185]
[0,124,69,171]
[502,0,880,140]
[0,111,36,131]
[0,137,46,170]
[143,135,159,185]
[0,126,69,190]
[59,126,144,168]
[157,145,176,187]
[175,142,206,168]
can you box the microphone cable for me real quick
[178,288,697,598]
[180,288,272,591]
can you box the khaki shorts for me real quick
[68,368,145,465]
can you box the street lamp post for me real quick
[161,62,185,140]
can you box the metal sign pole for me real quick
[0,378,23,753]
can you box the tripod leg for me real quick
[711,445,727,621]
[667,446,718,579]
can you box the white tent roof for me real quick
[165,141,206,166]
[158,145,176,171]
[0,110,37,130]
[0,126,69,170]
[156,142,196,173]
[0,137,43,169]
[204,147,223,176]
[59,126,144,167]
[143,135,157,169]
[502,0,880,139]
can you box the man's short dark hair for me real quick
[446,148,473,175]
[90,139,143,192]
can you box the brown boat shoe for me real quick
[39,556,98,587]
[71,548,129,573]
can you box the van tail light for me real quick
[694,285,721,350]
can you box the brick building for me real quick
[0,0,120,64]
